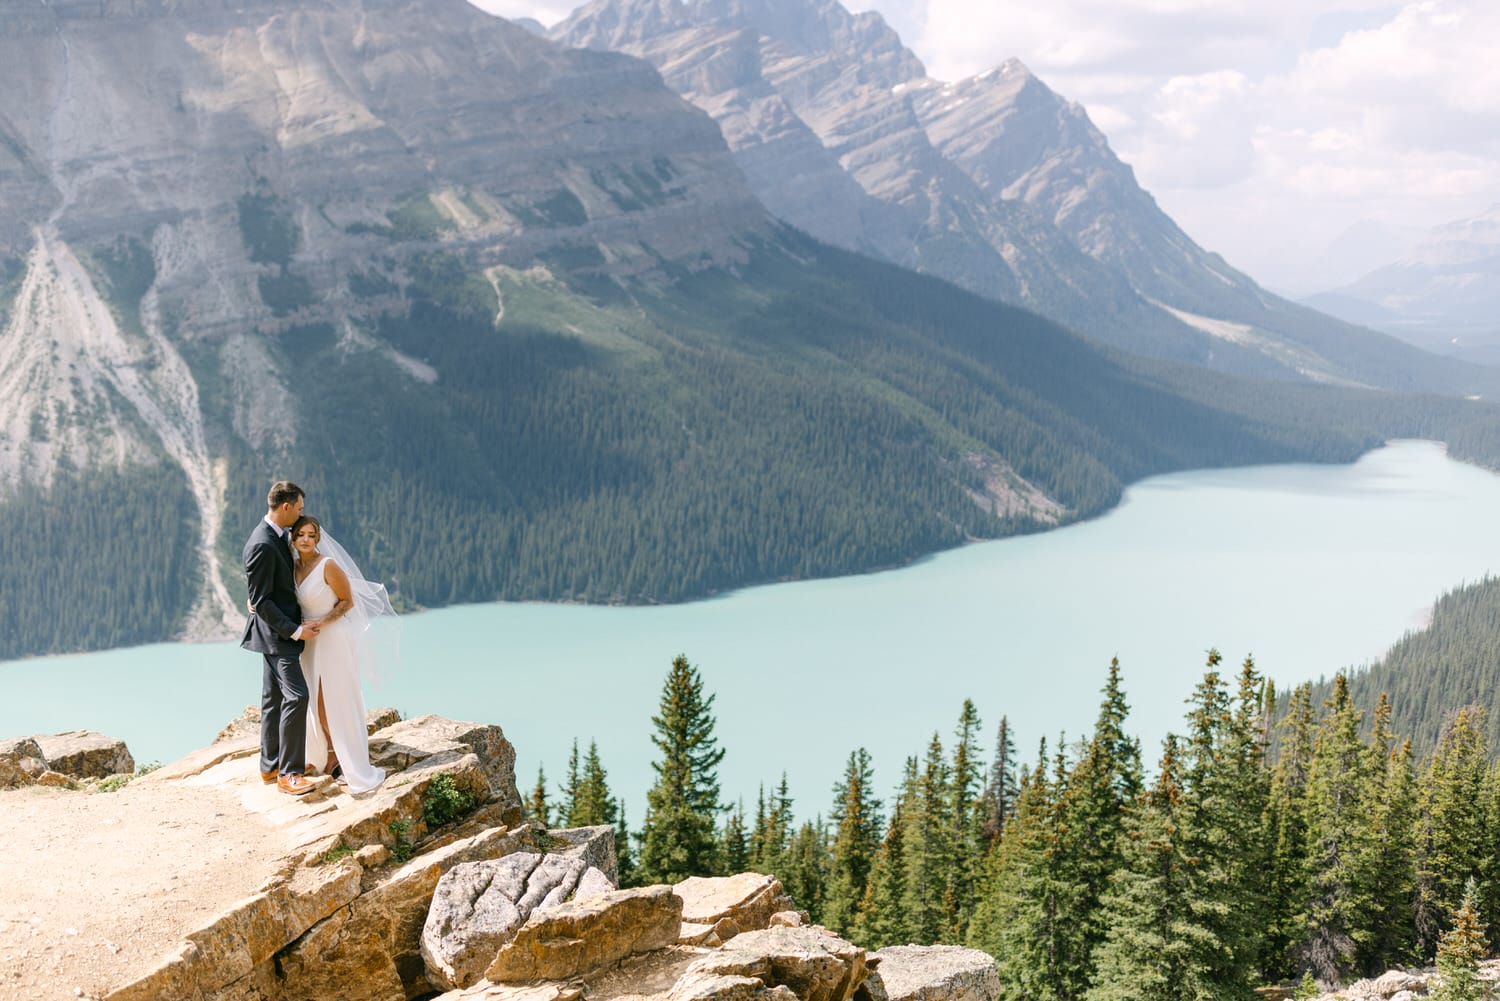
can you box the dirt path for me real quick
[0,776,290,998]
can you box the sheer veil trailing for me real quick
[314,527,399,687]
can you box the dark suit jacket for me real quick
[241,519,304,656]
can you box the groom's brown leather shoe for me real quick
[260,769,278,784]
[277,773,315,797]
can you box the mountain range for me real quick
[549,0,1499,395]
[0,0,1497,660]
[1305,205,1500,365]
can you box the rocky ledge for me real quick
[1,714,1000,1001]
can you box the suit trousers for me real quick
[260,653,310,776]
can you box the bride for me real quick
[288,515,390,794]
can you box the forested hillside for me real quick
[216,232,1496,610]
[1299,577,1500,761]
[8,229,1500,661]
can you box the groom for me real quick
[242,480,320,796]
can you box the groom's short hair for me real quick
[267,481,305,510]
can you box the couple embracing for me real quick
[241,481,390,796]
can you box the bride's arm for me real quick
[315,560,355,626]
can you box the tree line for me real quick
[1296,576,1500,763]
[540,652,1500,998]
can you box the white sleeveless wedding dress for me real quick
[299,557,386,794]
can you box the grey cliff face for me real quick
[0,0,771,638]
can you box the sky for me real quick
[469,0,1500,296]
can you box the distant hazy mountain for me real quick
[550,0,1498,394]
[13,0,1483,659]
[1305,206,1500,365]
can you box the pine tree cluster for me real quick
[567,651,1500,999]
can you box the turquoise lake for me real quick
[5,439,1499,818]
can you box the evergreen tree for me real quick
[722,801,750,875]
[1060,658,1145,993]
[616,799,636,887]
[749,776,794,875]
[1264,681,1317,978]
[1433,877,1490,1001]
[904,732,953,945]
[854,757,916,948]
[946,700,986,940]
[566,741,618,828]
[1414,707,1490,957]
[527,764,551,828]
[975,738,1089,1000]
[978,715,1017,851]
[556,739,634,883]
[1174,653,1257,1000]
[784,818,830,922]
[1089,733,1258,1001]
[1362,699,1419,971]
[558,740,582,825]
[1224,656,1274,981]
[825,748,883,937]
[636,654,726,883]
[1303,674,1372,981]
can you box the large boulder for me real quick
[871,945,999,1001]
[676,873,795,936]
[485,884,684,983]
[0,736,45,788]
[34,730,135,779]
[371,715,520,820]
[422,852,617,990]
[274,825,534,1001]
[548,824,619,884]
[685,926,869,1001]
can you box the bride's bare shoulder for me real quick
[323,556,351,593]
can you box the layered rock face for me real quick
[550,0,1496,390]
[0,0,772,637]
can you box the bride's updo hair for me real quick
[291,514,322,544]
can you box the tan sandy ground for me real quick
[0,772,294,999]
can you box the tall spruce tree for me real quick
[854,757,916,948]
[975,737,1090,1001]
[1265,681,1317,978]
[1063,658,1145,991]
[1224,655,1274,982]
[1362,699,1419,971]
[636,654,726,883]
[1087,736,1228,1001]
[978,716,1017,851]
[904,734,952,945]
[1414,707,1490,957]
[1174,654,1257,1001]
[825,748,883,937]
[946,701,986,941]
[1303,674,1373,981]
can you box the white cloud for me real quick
[888,0,1500,290]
